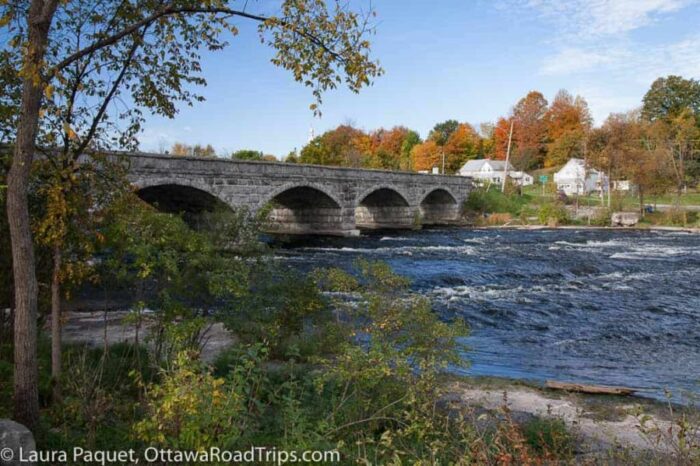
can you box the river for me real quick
[273,228,700,402]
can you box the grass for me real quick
[522,417,574,457]
[471,184,700,227]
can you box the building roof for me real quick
[554,158,603,178]
[459,159,514,172]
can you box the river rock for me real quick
[0,419,36,466]
[611,211,640,227]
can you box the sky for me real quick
[138,0,700,158]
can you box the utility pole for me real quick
[501,120,514,193]
[441,148,445,175]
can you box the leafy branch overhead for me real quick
[1,0,382,430]
[0,0,383,151]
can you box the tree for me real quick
[491,117,513,161]
[2,0,382,429]
[365,126,419,170]
[400,130,421,171]
[299,125,368,167]
[544,91,593,168]
[651,108,700,201]
[642,75,700,124]
[411,140,440,172]
[170,143,191,157]
[511,91,549,169]
[428,120,459,146]
[172,143,216,157]
[443,123,480,173]
[590,111,673,213]
[641,77,700,199]
[284,149,299,163]
[231,149,264,161]
[478,122,495,158]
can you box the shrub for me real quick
[522,417,574,458]
[42,342,151,451]
[219,268,347,361]
[482,213,513,226]
[464,188,528,217]
[590,207,612,226]
[537,202,570,226]
[133,350,252,450]
[662,208,691,226]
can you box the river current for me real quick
[273,228,700,401]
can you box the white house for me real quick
[458,159,533,186]
[510,171,534,186]
[553,158,608,196]
[612,180,631,191]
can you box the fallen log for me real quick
[545,380,637,396]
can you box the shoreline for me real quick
[445,374,695,455]
[58,311,698,456]
[472,224,700,233]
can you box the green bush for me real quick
[522,417,574,458]
[590,208,612,226]
[134,350,254,450]
[219,268,347,361]
[537,202,570,226]
[464,187,529,216]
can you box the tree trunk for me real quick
[51,245,62,401]
[7,0,59,430]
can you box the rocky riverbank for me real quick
[58,310,698,461]
[443,376,698,457]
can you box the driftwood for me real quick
[545,380,637,396]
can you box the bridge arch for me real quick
[134,180,231,216]
[419,188,460,225]
[263,183,346,235]
[355,186,415,230]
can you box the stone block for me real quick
[0,419,36,466]
[611,211,640,227]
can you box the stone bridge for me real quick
[124,153,474,236]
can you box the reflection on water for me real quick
[272,228,700,402]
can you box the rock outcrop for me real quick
[0,419,35,466]
[611,211,640,227]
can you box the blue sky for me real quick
[139,0,700,157]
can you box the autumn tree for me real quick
[363,126,421,170]
[491,117,513,161]
[1,0,382,429]
[443,123,480,173]
[300,124,368,167]
[171,143,217,157]
[478,122,496,158]
[511,91,549,169]
[590,111,673,212]
[411,140,440,172]
[544,90,593,167]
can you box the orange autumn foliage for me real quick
[411,140,441,172]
